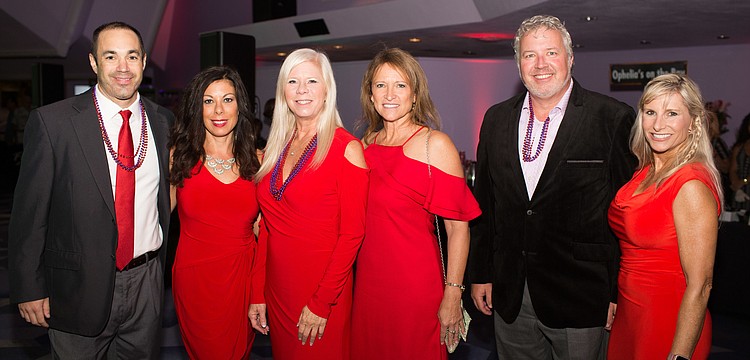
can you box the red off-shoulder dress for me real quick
[351,127,481,359]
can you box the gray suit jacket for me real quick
[8,89,174,336]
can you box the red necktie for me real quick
[115,110,135,270]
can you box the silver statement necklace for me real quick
[205,154,235,175]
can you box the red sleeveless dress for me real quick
[607,163,719,360]
[173,163,259,359]
[351,127,481,359]
[253,128,369,360]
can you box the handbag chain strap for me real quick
[425,127,447,281]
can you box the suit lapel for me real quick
[142,98,169,171]
[506,97,530,201]
[69,90,116,217]
[533,81,585,201]
[141,96,171,229]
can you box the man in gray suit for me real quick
[9,21,174,359]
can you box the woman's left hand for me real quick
[438,287,464,348]
[248,303,269,335]
[297,305,327,346]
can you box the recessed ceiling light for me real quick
[276,52,287,57]
[573,44,584,48]
[580,16,598,22]
[640,40,652,45]
[333,45,344,49]
[717,34,730,40]
[408,37,422,43]
[463,50,476,56]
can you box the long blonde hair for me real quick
[255,48,343,182]
[631,73,723,206]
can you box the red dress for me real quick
[253,128,368,360]
[607,163,719,360]
[350,128,481,359]
[173,163,259,359]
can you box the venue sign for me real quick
[610,61,688,91]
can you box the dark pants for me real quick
[49,257,164,360]
[494,282,608,360]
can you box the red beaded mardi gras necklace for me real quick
[93,88,149,172]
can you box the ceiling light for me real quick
[573,44,584,48]
[333,45,344,49]
[276,52,287,57]
[463,50,476,56]
[639,40,651,45]
[408,37,422,43]
[717,34,730,40]
[580,16,598,22]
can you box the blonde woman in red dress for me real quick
[608,74,722,360]
[248,48,368,360]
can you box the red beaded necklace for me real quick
[522,98,551,162]
[93,88,149,172]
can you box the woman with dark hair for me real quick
[169,65,261,359]
[728,112,750,215]
[350,48,480,359]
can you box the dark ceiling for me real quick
[1,0,748,73]
[232,0,750,62]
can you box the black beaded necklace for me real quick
[93,88,149,172]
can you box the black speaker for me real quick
[32,63,64,108]
[253,0,296,23]
[200,32,256,111]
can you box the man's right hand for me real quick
[471,283,493,316]
[18,298,50,328]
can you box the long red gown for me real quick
[350,128,481,359]
[173,163,259,359]
[253,128,368,360]
[607,163,719,360]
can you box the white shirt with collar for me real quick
[518,80,574,200]
[94,85,162,258]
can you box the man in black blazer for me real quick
[9,22,174,358]
[469,15,636,359]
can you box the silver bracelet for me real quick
[445,282,466,292]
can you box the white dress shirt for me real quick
[518,81,574,200]
[94,85,163,257]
